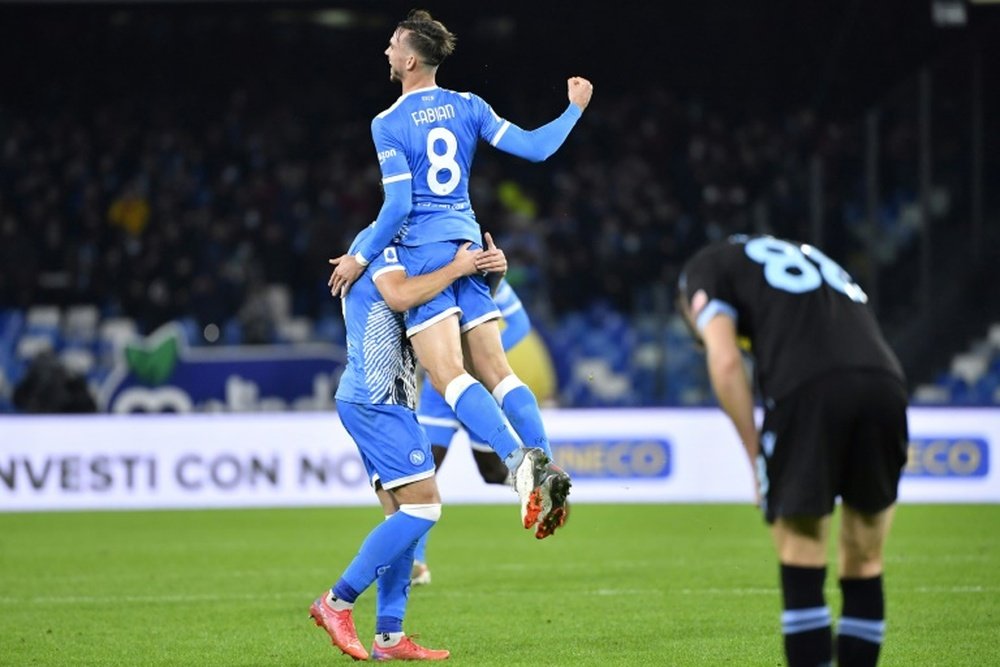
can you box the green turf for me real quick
[0,504,997,665]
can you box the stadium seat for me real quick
[97,317,139,366]
[63,304,100,345]
[950,352,989,386]
[570,358,631,403]
[988,323,1000,350]
[276,317,314,344]
[973,374,1000,405]
[25,305,60,331]
[176,317,202,346]
[60,347,96,377]
[222,318,244,346]
[913,383,951,405]
[265,284,293,323]
[16,334,55,361]
[314,314,346,345]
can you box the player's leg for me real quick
[419,352,512,486]
[412,382,459,585]
[370,477,449,661]
[403,243,555,534]
[772,516,835,667]
[311,402,440,660]
[453,275,571,537]
[835,372,908,667]
[759,379,843,667]
[330,411,442,603]
[836,504,895,667]
[461,319,551,457]
[409,314,524,468]
[461,320,570,536]
[409,443,449,586]
[471,443,512,485]
[402,241,525,469]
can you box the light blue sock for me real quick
[493,376,552,457]
[413,531,429,564]
[338,508,436,596]
[445,374,521,464]
[376,539,417,633]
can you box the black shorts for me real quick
[758,370,908,523]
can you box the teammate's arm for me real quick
[374,243,507,313]
[700,314,760,481]
[491,77,593,162]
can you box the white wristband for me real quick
[353,252,370,267]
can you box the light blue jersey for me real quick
[354,87,582,264]
[372,86,506,247]
[335,235,417,408]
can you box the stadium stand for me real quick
[0,6,996,412]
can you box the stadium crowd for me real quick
[4,8,975,412]
[2,79,912,330]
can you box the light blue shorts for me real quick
[398,241,501,338]
[336,400,435,490]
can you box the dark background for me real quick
[1,0,998,408]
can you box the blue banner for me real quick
[551,438,672,479]
[904,437,989,478]
[97,323,345,413]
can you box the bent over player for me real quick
[677,235,908,667]
[310,226,505,661]
[329,10,592,538]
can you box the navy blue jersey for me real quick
[680,235,905,405]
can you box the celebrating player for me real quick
[677,235,908,667]
[328,9,592,537]
[310,226,505,661]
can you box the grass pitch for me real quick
[1,504,997,666]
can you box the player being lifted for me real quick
[677,235,908,667]
[329,9,593,538]
[411,278,536,584]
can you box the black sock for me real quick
[780,564,832,667]
[837,575,884,667]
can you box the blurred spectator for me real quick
[13,352,97,414]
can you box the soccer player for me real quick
[310,226,506,661]
[328,9,592,538]
[411,278,531,585]
[676,235,908,667]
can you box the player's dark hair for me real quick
[397,9,456,67]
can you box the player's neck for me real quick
[401,72,436,95]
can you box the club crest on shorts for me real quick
[409,449,426,466]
